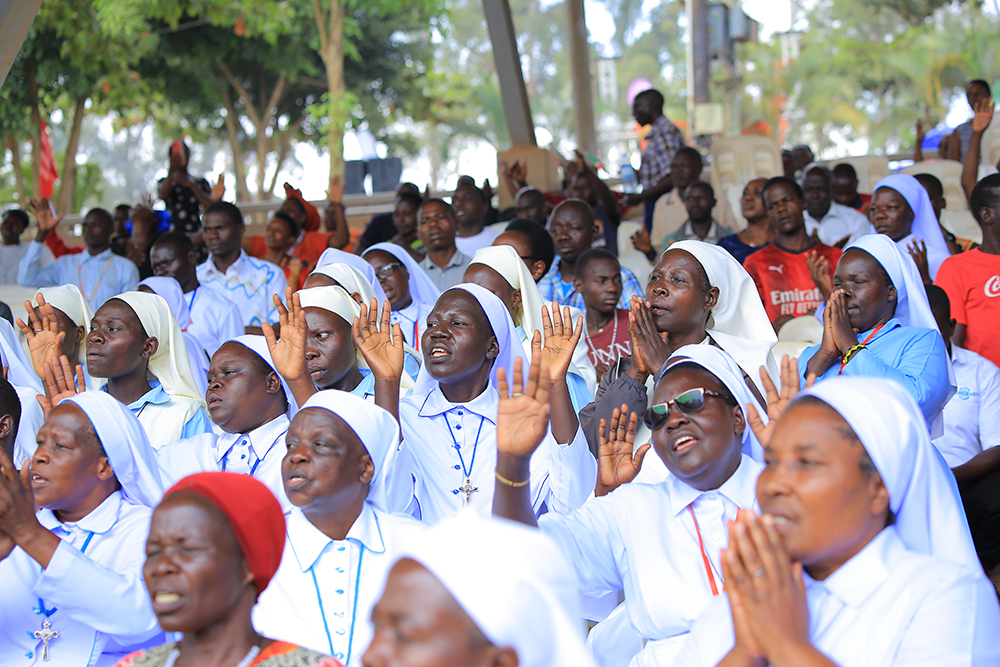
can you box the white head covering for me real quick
[666,240,779,394]
[139,277,209,396]
[228,334,297,416]
[103,292,204,404]
[871,174,950,277]
[658,344,768,463]
[312,249,389,307]
[299,390,400,512]
[842,233,936,330]
[467,244,547,335]
[138,277,190,329]
[363,242,441,308]
[297,285,417,392]
[63,391,164,508]
[394,511,594,667]
[800,378,979,570]
[413,284,529,396]
[31,285,94,365]
[0,318,42,395]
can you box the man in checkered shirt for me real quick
[623,89,687,232]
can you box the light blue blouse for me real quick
[799,318,951,426]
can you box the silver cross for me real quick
[458,476,479,504]
[34,619,58,661]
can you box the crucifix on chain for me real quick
[35,619,58,661]
[458,476,478,504]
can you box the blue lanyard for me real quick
[443,412,485,481]
[37,530,95,618]
[311,539,367,664]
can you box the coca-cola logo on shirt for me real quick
[985,275,1000,298]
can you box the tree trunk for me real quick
[27,62,40,200]
[55,95,87,214]
[324,1,345,180]
[7,136,26,205]
[222,88,251,202]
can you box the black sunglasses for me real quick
[642,388,735,431]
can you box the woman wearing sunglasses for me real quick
[493,344,777,667]
[675,377,1000,667]
[580,240,778,458]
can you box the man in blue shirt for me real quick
[538,199,642,311]
[18,202,139,311]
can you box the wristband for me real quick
[495,471,530,488]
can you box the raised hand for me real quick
[17,295,65,379]
[503,159,527,185]
[916,117,927,143]
[746,355,814,449]
[0,444,40,555]
[262,287,307,384]
[353,298,404,382]
[596,405,649,497]
[37,355,85,417]
[804,250,833,300]
[211,174,226,201]
[30,197,64,239]
[327,174,344,204]
[536,303,583,383]
[496,355,551,460]
[907,240,932,285]
[972,98,995,134]
[631,227,654,255]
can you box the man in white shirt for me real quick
[451,183,500,257]
[253,391,424,666]
[150,231,242,357]
[1,209,53,285]
[18,204,139,311]
[802,163,872,247]
[196,201,288,334]
[927,285,1000,573]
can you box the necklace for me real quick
[443,412,486,504]
[33,531,95,661]
[163,644,261,667]
[583,311,620,362]
[78,253,115,303]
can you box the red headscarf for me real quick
[284,182,322,232]
[164,472,286,595]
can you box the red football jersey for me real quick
[743,242,842,324]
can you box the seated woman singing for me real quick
[389,284,595,524]
[675,377,1000,666]
[493,344,774,667]
[117,472,340,667]
[800,234,953,432]
[362,241,440,350]
[0,391,164,665]
[154,335,293,507]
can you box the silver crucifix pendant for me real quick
[458,476,478,504]
[35,619,58,661]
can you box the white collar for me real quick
[287,502,387,572]
[215,414,290,464]
[664,454,760,518]
[804,526,898,609]
[203,250,248,277]
[417,384,499,425]
[37,490,124,535]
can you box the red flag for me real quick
[38,119,59,198]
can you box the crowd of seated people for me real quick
[0,83,998,667]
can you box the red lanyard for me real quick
[413,320,419,351]
[687,505,721,596]
[839,323,885,375]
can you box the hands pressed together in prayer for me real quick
[626,294,672,383]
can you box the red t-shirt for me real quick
[744,242,842,325]
[935,249,1000,367]
[583,309,631,368]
